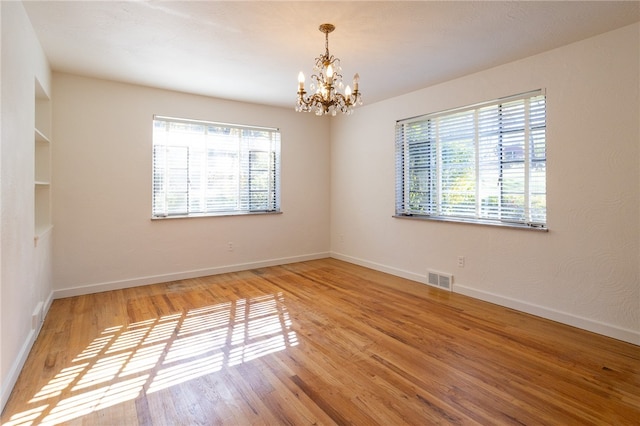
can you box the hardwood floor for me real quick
[2,258,639,425]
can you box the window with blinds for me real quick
[152,116,281,218]
[395,90,546,229]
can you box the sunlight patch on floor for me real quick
[6,291,298,426]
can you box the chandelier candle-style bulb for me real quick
[326,63,334,84]
[295,23,362,115]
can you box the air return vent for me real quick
[427,270,453,291]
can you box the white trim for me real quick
[1,289,55,409]
[1,330,37,409]
[330,252,428,285]
[50,251,640,345]
[454,284,640,346]
[330,252,639,346]
[153,115,279,132]
[44,290,54,320]
[397,89,544,124]
[53,252,330,299]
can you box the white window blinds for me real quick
[152,116,281,218]
[395,90,546,228]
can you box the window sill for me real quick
[393,214,548,231]
[152,211,282,220]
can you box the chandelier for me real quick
[296,23,362,116]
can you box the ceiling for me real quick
[23,1,640,109]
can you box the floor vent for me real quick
[427,271,453,291]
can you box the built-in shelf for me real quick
[34,224,53,247]
[35,143,50,183]
[35,128,50,144]
[35,79,52,242]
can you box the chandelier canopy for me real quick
[296,23,362,116]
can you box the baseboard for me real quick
[44,290,54,319]
[454,284,640,346]
[330,252,427,284]
[1,289,54,411]
[331,252,639,346]
[0,292,53,412]
[53,252,330,299]
[51,251,640,345]
[1,328,36,410]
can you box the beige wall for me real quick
[330,23,640,344]
[52,74,331,296]
[2,7,638,411]
[1,1,53,408]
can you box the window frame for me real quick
[152,116,281,219]
[394,90,547,230]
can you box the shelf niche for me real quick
[35,79,52,242]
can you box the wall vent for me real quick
[32,301,44,331]
[427,270,453,291]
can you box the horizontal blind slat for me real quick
[395,92,546,227]
[152,117,280,217]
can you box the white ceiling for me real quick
[23,1,640,109]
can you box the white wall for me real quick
[330,23,640,345]
[2,4,635,417]
[52,74,330,296]
[1,1,53,408]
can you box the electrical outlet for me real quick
[227,242,234,252]
[457,256,465,268]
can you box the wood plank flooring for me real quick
[2,258,639,425]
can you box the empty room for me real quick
[1,1,639,424]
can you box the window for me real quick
[152,116,280,218]
[395,90,546,229]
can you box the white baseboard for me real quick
[454,284,640,346]
[1,328,36,410]
[330,252,427,284]
[331,252,639,346]
[1,289,54,410]
[53,252,330,299]
[44,290,54,319]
